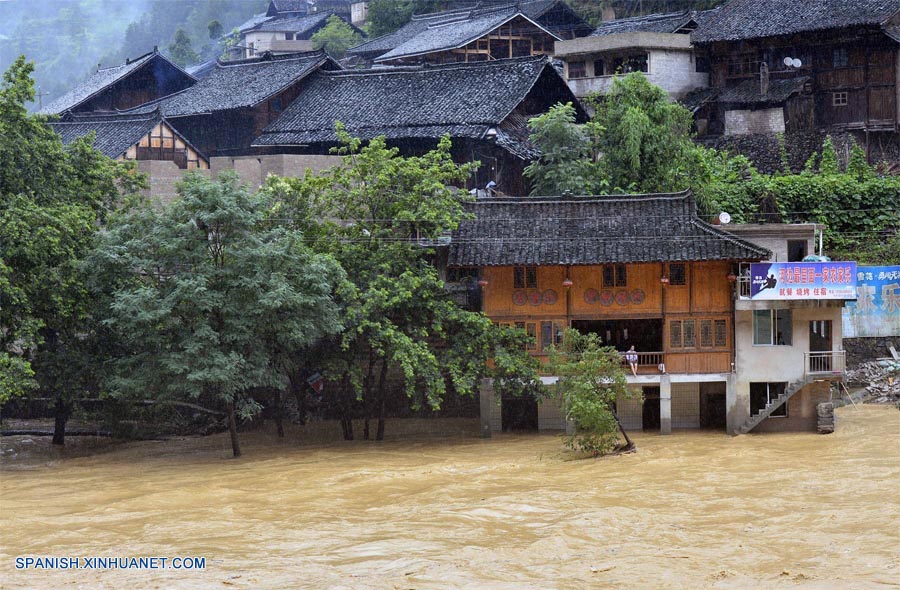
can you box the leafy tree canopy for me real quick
[167,28,199,68]
[311,15,364,59]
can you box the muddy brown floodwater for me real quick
[1,406,898,590]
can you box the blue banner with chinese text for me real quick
[842,266,900,338]
[749,262,857,300]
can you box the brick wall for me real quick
[724,108,785,136]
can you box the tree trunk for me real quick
[613,411,635,451]
[289,373,306,425]
[274,390,284,438]
[227,401,241,457]
[340,416,353,440]
[375,359,389,441]
[52,397,70,446]
[363,417,370,440]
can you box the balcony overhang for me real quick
[555,32,693,58]
[734,298,847,311]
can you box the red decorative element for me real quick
[599,291,614,306]
[478,278,489,287]
[542,289,558,305]
[615,290,629,305]
[660,276,670,284]
[562,278,574,288]
[584,288,599,304]
[528,290,542,306]
[512,290,527,306]
[630,288,646,304]
[727,273,737,283]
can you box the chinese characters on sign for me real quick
[749,262,857,301]
[843,266,900,338]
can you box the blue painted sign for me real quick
[749,262,857,300]
[842,266,900,338]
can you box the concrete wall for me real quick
[137,160,211,204]
[731,302,844,433]
[617,388,643,431]
[753,380,831,433]
[565,48,707,99]
[724,108,786,136]
[723,224,817,262]
[538,393,567,431]
[843,336,898,368]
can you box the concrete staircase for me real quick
[737,376,813,434]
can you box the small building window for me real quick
[753,309,792,346]
[568,61,587,79]
[670,321,682,348]
[701,320,713,347]
[833,92,848,107]
[833,47,848,68]
[602,264,627,287]
[750,382,788,417]
[593,59,606,76]
[683,320,696,347]
[787,240,808,262]
[714,319,727,347]
[514,266,538,289]
[668,263,686,285]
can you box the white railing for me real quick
[736,276,751,299]
[805,351,846,375]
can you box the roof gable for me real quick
[39,50,195,115]
[693,0,900,43]
[128,51,339,118]
[254,56,579,154]
[448,191,771,266]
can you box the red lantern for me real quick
[660,276,670,284]
[562,278,574,288]
[478,279,489,287]
[727,273,737,283]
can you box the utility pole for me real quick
[36,88,50,111]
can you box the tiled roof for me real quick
[693,0,900,43]
[348,1,572,59]
[717,76,809,106]
[237,12,275,33]
[254,11,331,33]
[254,56,577,158]
[47,109,203,160]
[590,9,705,36]
[39,50,194,115]
[127,51,338,117]
[374,7,557,63]
[268,0,313,15]
[448,191,770,266]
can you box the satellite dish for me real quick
[792,58,802,68]
[783,57,793,67]
[718,212,732,225]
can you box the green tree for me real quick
[365,0,417,38]
[89,172,344,457]
[523,102,607,195]
[265,127,542,439]
[167,28,199,68]
[549,329,636,456]
[207,19,224,40]
[589,72,699,193]
[0,57,145,442]
[310,15,363,59]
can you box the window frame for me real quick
[752,309,792,346]
[602,264,627,288]
[513,266,538,289]
[567,60,587,79]
[668,263,686,286]
[833,91,848,107]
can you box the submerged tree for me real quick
[550,329,636,457]
[89,172,344,457]
[264,127,542,439]
[0,56,145,443]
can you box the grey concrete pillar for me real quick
[660,375,672,434]
[479,378,494,438]
[725,372,740,435]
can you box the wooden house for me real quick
[238,11,364,60]
[691,0,900,141]
[48,109,208,170]
[39,49,195,116]
[345,1,590,66]
[253,55,585,195]
[125,51,341,157]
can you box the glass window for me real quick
[701,320,713,347]
[753,309,792,345]
[714,320,727,347]
[541,321,553,350]
[683,320,696,348]
[670,321,682,348]
[603,264,626,287]
[513,266,537,289]
[526,267,537,289]
[833,92,848,107]
[833,47,848,68]
[514,266,525,289]
[669,263,686,285]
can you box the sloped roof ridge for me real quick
[411,6,476,21]
[480,190,694,204]
[692,218,771,257]
[111,48,156,70]
[326,54,547,78]
[60,107,162,123]
[215,49,328,67]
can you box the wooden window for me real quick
[700,320,713,347]
[727,54,757,78]
[602,264,626,287]
[540,321,553,350]
[670,321,682,348]
[714,320,727,347]
[568,61,586,79]
[833,92,848,107]
[526,323,537,350]
[669,263,686,285]
[683,320,696,348]
[513,266,537,289]
[833,47,848,68]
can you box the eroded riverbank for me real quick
[1,406,898,589]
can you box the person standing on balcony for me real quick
[625,345,638,376]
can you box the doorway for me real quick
[642,386,660,431]
[809,320,833,371]
[571,319,663,353]
[501,395,538,431]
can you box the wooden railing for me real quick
[621,351,666,374]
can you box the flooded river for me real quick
[1,406,898,589]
